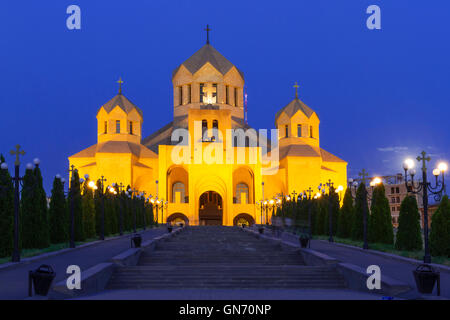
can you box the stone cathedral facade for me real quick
[69,37,347,226]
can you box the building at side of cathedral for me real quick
[69,38,347,226]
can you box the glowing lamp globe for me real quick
[438,162,448,172]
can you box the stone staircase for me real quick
[106,226,347,289]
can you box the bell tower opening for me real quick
[199,191,223,225]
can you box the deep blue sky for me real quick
[1,1,449,193]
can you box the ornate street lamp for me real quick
[319,179,336,243]
[0,145,28,262]
[403,151,446,264]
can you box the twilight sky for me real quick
[1,1,449,193]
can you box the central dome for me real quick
[172,44,244,79]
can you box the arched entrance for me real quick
[167,213,189,226]
[233,213,255,227]
[199,191,223,225]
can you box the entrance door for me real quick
[199,191,223,225]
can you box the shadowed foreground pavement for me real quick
[0,227,166,300]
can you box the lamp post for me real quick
[117,183,124,236]
[1,145,26,262]
[319,179,335,243]
[403,152,446,264]
[98,176,107,240]
[305,187,314,239]
[67,165,78,248]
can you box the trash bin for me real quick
[131,233,142,248]
[413,264,440,295]
[299,237,310,248]
[29,264,56,296]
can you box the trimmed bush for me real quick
[430,195,450,257]
[369,183,394,245]
[337,188,354,239]
[49,176,68,244]
[395,195,422,251]
[351,183,368,241]
[0,155,14,257]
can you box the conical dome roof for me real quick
[275,97,315,125]
[98,93,143,117]
[172,44,244,79]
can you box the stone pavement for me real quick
[307,239,449,299]
[0,227,167,300]
[79,288,386,300]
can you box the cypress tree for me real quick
[430,195,450,257]
[33,164,50,249]
[369,183,394,244]
[323,188,340,236]
[0,157,14,257]
[395,195,422,251]
[69,170,84,242]
[337,188,354,238]
[20,166,37,249]
[315,199,326,235]
[81,178,96,239]
[49,176,68,244]
[351,183,368,241]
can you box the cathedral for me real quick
[68,31,347,226]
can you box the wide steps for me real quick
[105,227,347,290]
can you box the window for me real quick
[396,197,400,203]
[172,182,186,203]
[236,183,249,204]
[297,124,302,137]
[391,197,396,204]
[129,121,133,135]
[392,207,396,212]
[234,87,238,106]
[396,187,400,194]
[213,83,218,103]
[285,125,289,137]
[104,121,107,134]
[226,85,229,104]
[310,126,313,138]
[200,83,205,103]
[187,84,191,104]
[202,120,208,141]
[212,120,218,141]
[179,86,183,105]
[391,187,395,194]
[116,120,120,133]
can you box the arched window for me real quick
[297,124,302,137]
[236,183,249,204]
[285,125,289,138]
[172,182,185,203]
[310,126,313,138]
[212,120,218,141]
[202,120,208,141]
[116,120,121,133]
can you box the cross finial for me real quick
[417,150,431,172]
[204,24,211,44]
[117,77,124,95]
[359,169,369,183]
[9,145,25,166]
[293,82,299,99]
